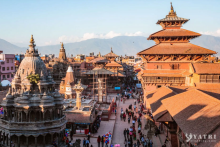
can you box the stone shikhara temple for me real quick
[0,35,66,147]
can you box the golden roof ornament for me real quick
[30,35,35,43]
[111,47,113,53]
[167,2,177,17]
[60,42,64,48]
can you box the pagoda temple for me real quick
[137,3,217,94]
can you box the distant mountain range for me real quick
[0,35,220,56]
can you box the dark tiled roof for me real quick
[89,57,109,63]
[157,16,189,24]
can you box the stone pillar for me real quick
[6,134,8,146]
[39,111,41,121]
[57,133,60,146]
[26,136,29,147]
[10,135,12,147]
[43,135,45,147]
[3,133,5,145]
[29,111,31,122]
[35,136,37,147]
[76,91,82,109]
[51,133,53,144]
[21,112,23,122]
[18,136,20,147]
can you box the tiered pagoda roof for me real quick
[137,3,216,59]
[104,48,119,58]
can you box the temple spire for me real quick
[61,42,64,49]
[167,2,176,17]
[111,47,113,53]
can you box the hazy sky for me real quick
[0,0,220,46]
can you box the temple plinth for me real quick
[72,80,88,109]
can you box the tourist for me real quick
[127,139,131,147]
[52,138,57,147]
[133,142,137,147]
[124,128,127,139]
[87,132,91,141]
[128,116,130,123]
[115,109,117,116]
[149,140,153,147]
[83,138,86,147]
[70,130,73,141]
[66,138,70,147]
[162,144,167,147]
[97,135,101,147]
[126,128,129,138]
[91,145,93,147]
[124,138,128,147]
[101,136,104,147]
[123,113,126,121]
[132,119,135,126]
[86,138,90,147]
[137,139,140,147]
[134,105,136,112]
[65,131,68,138]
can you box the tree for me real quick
[27,74,40,84]
[27,74,40,92]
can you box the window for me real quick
[3,75,5,79]
[171,64,179,70]
[7,59,9,63]
[2,67,5,71]
[11,74,14,78]
[7,67,9,70]
[22,69,24,74]
[11,67,13,70]
[11,59,13,63]
[7,75,10,78]
[157,77,161,79]
[157,65,162,69]
[1,62,4,65]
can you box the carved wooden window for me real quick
[200,75,206,83]
[146,77,150,82]
[157,65,162,69]
[207,75,213,83]
[213,75,219,83]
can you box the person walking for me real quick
[70,130,73,141]
[101,136,104,147]
[137,139,140,147]
[97,136,101,147]
[87,132,91,141]
[128,116,130,124]
[134,105,136,113]
[124,139,128,147]
[132,119,135,126]
[115,109,117,116]
[86,139,90,147]
[83,138,86,147]
[126,128,129,139]
[123,113,126,122]
[124,128,127,139]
